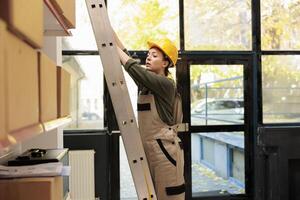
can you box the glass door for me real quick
[180,55,253,199]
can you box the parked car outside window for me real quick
[81,112,100,120]
[191,98,244,125]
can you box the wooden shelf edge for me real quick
[0,124,44,149]
[44,29,72,37]
[44,0,71,36]
[0,135,17,150]
[42,116,72,132]
[0,117,72,150]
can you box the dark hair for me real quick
[162,53,173,76]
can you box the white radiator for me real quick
[69,150,95,200]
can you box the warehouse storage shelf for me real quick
[0,117,72,150]
[44,0,72,36]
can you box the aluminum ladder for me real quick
[85,0,157,199]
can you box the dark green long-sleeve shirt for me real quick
[124,59,176,125]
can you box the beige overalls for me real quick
[138,92,185,200]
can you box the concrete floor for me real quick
[120,141,244,199]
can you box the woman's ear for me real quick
[162,60,170,68]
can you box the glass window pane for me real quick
[262,55,300,123]
[120,138,137,199]
[124,67,138,118]
[190,65,244,125]
[184,0,251,50]
[192,132,245,197]
[62,0,97,50]
[108,0,179,50]
[63,56,104,130]
[261,0,300,50]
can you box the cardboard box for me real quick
[53,0,76,29]
[0,0,44,48]
[6,31,39,132]
[57,67,71,117]
[0,176,63,200]
[39,52,58,122]
[0,20,6,140]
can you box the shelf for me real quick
[44,0,72,36]
[0,117,72,150]
[0,124,43,150]
[43,116,72,132]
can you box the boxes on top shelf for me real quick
[39,52,58,122]
[5,28,39,132]
[50,0,76,29]
[0,20,6,140]
[0,0,44,48]
[57,67,71,118]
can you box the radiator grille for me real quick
[69,150,95,200]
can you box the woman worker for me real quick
[114,32,185,200]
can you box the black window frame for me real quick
[61,0,300,199]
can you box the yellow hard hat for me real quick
[147,38,178,66]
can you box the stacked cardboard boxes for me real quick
[0,0,43,133]
[57,67,71,118]
[5,28,40,132]
[0,20,6,140]
[39,52,58,122]
[0,0,73,136]
[0,0,44,48]
[0,176,63,200]
[51,0,76,29]
[0,0,75,199]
